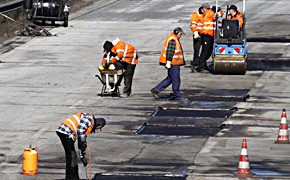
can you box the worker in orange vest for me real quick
[190,6,203,73]
[227,5,244,28]
[100,41,124,71]
[56,113,106,180]
[195,3,215,72]
[151,27,185,101]
[109,38,139,98]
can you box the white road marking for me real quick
[168,5,184,11]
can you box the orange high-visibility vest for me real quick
[159,33,185,66]
[111,41,138,65]
[190,10,203,33]
[227,11,244,28]
[200,9,215,37]
[61,113,94,137]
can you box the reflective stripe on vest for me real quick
[62,113,82,136]
[159,33,184,66]
[114,41,138,64]
[200,9,215,36]
[190,10,203,33]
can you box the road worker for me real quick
[190,6,203,73]
[212,6,224,19]
[227,5,244,28]
[99,41,123,71]
[151,27,185,101]
[56,113,106,180]
[195,3,215,72]
[109,38,139,98]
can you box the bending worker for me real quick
[151,27,185,101]
[56,112,106,180]
[100,41,123,71]
[108,38,139,98]
[190,6,203,73]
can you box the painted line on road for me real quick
[32,127,49,139]
[199,141,217,153]
[168,5,184,11]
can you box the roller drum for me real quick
[213,57,247,75]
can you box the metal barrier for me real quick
[0,0,23,13]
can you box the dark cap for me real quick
[212,6,222,12]
[95,118,106,129]
[202,3,210,9]
[103,41,113,52]
[91,118,106,133]
[229,5,237,11]
[173,27,185,35]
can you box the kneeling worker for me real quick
[56,113,106,180]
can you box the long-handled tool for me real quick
[80,143,92,180]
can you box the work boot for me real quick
[120,93,131,98]
[190,61,197,73]
[150,88,159,99]
[166,93,178,101]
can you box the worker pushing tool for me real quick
[100,38,138,98]
[56,113,106,180]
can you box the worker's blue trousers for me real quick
[154,65,181,98]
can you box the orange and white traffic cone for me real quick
[275,109,290,144]
[234,138,253,178]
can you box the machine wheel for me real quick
[63,13,69,27]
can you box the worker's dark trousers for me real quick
[197,34,214,70]
[122,63,136,95]
[192,35,201,67]
[154,65,181,98]
[56,132,80,180]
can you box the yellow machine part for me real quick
[213,56,247,75]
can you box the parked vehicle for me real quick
[23,0,70,27]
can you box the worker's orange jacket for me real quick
[110,40,138,65]
[227,11,244,28]
[101,52,114,65]
[61,113,94,138]
[200,9,216,37]
[190,10,203,33]
[159,33,185,66]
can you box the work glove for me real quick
[193,31,200,39]
[108,64,115,70]
[79,150,88,166]
[165,61,171,69]
[98,65,104,71]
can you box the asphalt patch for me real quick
[147,116,226,127]
[151,107,235,118]
[135,123,221,136]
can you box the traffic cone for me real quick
[234,138,253,178]
[275,109,290,144]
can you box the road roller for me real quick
[212,0,248,75]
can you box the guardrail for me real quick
[0,0,23,13]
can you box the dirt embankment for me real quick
[0,0,95,44]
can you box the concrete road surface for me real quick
[1,0,290,179]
